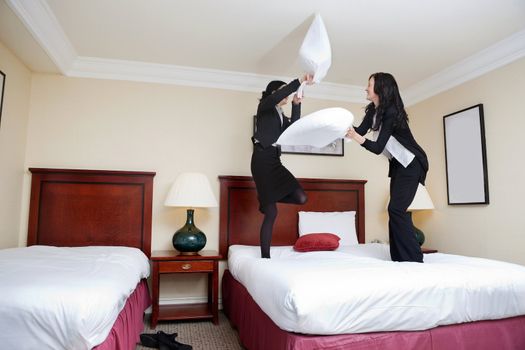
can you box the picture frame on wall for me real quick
[443,104,489,205]
[0,70,5,127]
[253,115,344,156]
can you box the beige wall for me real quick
[19,74,391,301]
[408,57,525,265]
[20,74,390,245]
[0,41,31,248]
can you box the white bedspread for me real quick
[0,246,150,350]
[228,244,525,334]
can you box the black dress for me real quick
[251,79,302,210]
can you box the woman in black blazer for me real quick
[252,75,313,258]
[346,72,429,263]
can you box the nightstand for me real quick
[150,250,222,328]
[421,247,438,254]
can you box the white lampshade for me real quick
[164,172,218,208]
[408,184,434,211]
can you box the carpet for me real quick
[136,311,243,350]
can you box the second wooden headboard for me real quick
[218,175,366,257]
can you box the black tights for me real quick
[260,188,307,258]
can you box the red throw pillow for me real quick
[294,233,340,252]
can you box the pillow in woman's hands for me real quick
[276,108,353,148]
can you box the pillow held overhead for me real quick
[296,13,332,98]
[299,14,332,83]
[276,107,354,148]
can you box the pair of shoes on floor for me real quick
[140,331,192,350]
[140,331,174,348]
[157,331,192,350]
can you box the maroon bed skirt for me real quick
[93,279,151,350]
[222,269,525,350]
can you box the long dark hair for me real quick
[260,80,286,100]
[365,72,408,131]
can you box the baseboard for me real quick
[144,297,223,314]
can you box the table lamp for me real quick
[407,183,435,246]
[164,172,218,255]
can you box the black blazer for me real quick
[355,107,429,184]
[253,79,301,148]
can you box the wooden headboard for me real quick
[218,175,366,257]
[27,168,155,257]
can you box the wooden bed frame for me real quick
[27,168,155,350]
[28,168,154,257]
[218,175,366,257]
[218,175,525,350]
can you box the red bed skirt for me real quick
[222,269,525,350]
[93,279,151,350]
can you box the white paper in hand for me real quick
[276,108,354,148]
[296,14,332,98]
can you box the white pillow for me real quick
[298,211,358,246]
[276,107,354,148]
[296,14,332,99]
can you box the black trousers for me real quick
[388,158,424,263]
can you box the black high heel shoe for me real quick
[139,331,178,348]
[157,331,192,350]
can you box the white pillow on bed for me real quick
[276,107,354,148]
[298,211,358,246]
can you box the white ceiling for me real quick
[1,0,525,105]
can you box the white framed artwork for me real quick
[443,104,489,205]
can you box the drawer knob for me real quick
[181,263,192,270]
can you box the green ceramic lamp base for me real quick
[172,209,207,254]
[413,225,425,246]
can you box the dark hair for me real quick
[365,72,408,131]
[260,80,286,100]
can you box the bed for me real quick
[219,175,525,350]
[0,168,155,350]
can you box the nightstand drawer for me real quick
[159,260,214,273]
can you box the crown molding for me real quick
[69,56,368,103]
[404,28,525,106]
[6,0,77,73]
[9,0,525,105]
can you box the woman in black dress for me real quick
[346,72,429,262]
[251,74,313,258]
